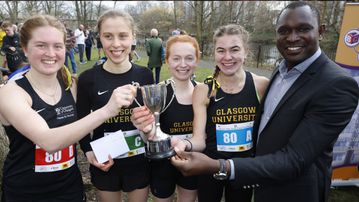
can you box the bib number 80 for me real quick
[223,132,238,144]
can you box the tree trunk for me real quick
[97,0,102,18]
[75,1,81,27]
[173,1,177,29]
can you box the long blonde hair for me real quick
[205,24,250,98]
[212,24,250,79]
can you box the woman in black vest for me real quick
[0,15,136,202]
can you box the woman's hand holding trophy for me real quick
[103,84,137,117]
[131,106,155,139]
[131,80,176,159]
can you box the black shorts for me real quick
[131,45,136,51]
[90,154,150,192]
[150,159,197,198]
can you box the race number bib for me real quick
[105,129,145,158]
[216,121,254,152]
[34,144,75,172]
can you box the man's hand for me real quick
[171,148,219,176]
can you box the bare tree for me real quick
[23,1,42,17]
[193,1,204,52]
[97,0,103,19]
[43,0,53,14]
[137,1,152,14]
[74,0,93,26]
[334,1,345,34]
[173,1,178,28]
[139,6,172,37]
[4,0,20,23]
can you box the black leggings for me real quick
[85,46,92,61]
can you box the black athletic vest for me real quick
[2,77,83,199]
[160,80,196,136]
[204,71,259,159]
[77,63,154,158]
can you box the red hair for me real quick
[165,35,201,63]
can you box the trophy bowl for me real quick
[135,81,176,160]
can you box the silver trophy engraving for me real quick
[132,80,176,159]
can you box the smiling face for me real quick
[167,42,198,81]
[23,26,65,75]
[100,16,133,65]
[214,34,247,76]
[276,5,323,69]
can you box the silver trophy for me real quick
[132,80,176,159]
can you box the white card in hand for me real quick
[90,130,130,164]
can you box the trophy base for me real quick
[145,149,176,160]
[146,137,176,160]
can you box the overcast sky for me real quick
[93,1,166,9]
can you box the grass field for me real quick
[74,48,214,82]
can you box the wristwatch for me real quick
[213,159,228,180]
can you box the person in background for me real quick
[85,26,94,62]
[179,30,188,35]
[64,22,77,76]
[95,30,104,59]
[0,14,137,202]
[146,28,164,84]
[132,34,201,202]
[171,2,359,202]
[130,33,140,62]
[0,21,7,70]
[74,24,86,64]
[0,21,6,48]
[77,9,153,202]
[172,28,180,36]
[1,21,27,73]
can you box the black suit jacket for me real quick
[232,53,359,202]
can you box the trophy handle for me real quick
[132,80,176,112]
[161,79,176,113]
[131,81,142,107]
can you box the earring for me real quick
[319,35,323,41]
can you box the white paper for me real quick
[90,130,130,164]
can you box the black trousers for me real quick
[85,45,92,61]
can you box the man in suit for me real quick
[171,2,359,202]
[145,28,164,84]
